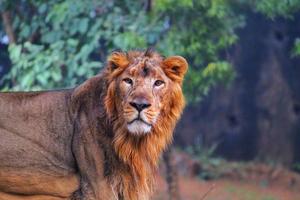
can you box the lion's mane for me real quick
[103,51,186,199]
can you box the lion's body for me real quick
[0,50,188,200]
[0,91,79,199]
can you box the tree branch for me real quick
[1,10,16,44]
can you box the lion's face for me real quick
[118,58,170,134]
[105,50,188,135]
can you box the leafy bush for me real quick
[185,143,225,180]
[0,0,239,102]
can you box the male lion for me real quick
[0,49,188,200]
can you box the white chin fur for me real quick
[127,121,152,134]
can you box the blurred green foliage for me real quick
[292,38,300,56]
[293,162,300,172]
[1,0,300,102]
[252,0,300,18]
[186,143,224,180]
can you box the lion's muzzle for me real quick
[126,97,153,134]
[129,98,151,112]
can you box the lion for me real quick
[0,49,188,200]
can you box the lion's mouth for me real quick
[128,117,152,126]
[127,117,152,134]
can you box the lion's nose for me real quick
[130,99,151,112]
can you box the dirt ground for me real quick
[153,151,300,200]
[154,176,300,200]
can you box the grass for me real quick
[225,184,278,200]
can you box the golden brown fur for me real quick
[0,50,188,200]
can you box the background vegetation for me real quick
[2,0,298,101]
[1,0,300,95]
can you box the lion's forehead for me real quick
[125,57,165,79]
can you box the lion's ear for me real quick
[162,56,188,83]
[107,51,129,72]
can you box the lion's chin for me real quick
[127,120,152,135]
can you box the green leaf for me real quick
[9,45,22,61]
[292,38,300,57]
[79,18,89,34]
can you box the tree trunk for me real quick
[163,147,181,200]
[1,11,16,44]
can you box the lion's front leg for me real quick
[72,115,116,200]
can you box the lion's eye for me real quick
[123,78,133,85]
[154,80,165,87]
